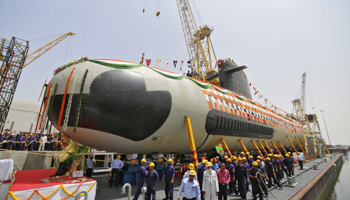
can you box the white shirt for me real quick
[111,159,124,169]
[297,154,304,161]
[40,136,47,143]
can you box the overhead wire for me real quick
[190,0,204,26]
[64,37,71,63]
[28,33,66,42]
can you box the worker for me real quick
[133,158,148,200]
[288,152,295,175]
[86,155,94,178]
[202,162,219,200]
[246,152,253,168]
[297,152,304,170]
[234,157,249,200]
[26,133,35,151]
[197,156,206,169]
[225,158,235,195]
[231,156,238,195]
[212,158,219,171]
[266,157,282,189]
[275,155,282,181]
[146,162,159,200]
[240,151,245,158]
[223,155,228,164]
[110,154,124,188]
[177,170,201,200]
[250,161,264,200]
[183,163,197,180]
[216,163,230,200]
[283,154,292,177]
[7,133,16,150]
[17,133,25,151]
[49,135,55,151]
[242,157,251,192]
[162,158,175,200]
[256,159,268,196]
[198,159,207,200]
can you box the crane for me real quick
[0,32,75,132]
[176,0,218,83]
[23,32,75,68]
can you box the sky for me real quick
[1,0,350,145]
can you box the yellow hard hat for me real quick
[210,158,213,162]
[257,159,261,163]
[266,157,271,161]
[117,154,121,159]
[207,162,213,167]
[227,158,232,162]
[240,151,245,155]
[242,157,247,161]
[285,153,290,157]
[202,159,208,164]
[257,156,262,159]
[189,170,196,176]
[233,156,237,160]
[224,155,228,159]
[141,158,147,163]
[250,156,253,158]
[189,163,194,170]
[149,162,155,167]
[297,152,301,155]
[238,157,242,161]
[252,161,259,166]
[246,152,250,155]
[167,158,173,163]
[268,154,272,157]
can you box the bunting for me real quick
[180,61,184,71]
[146,59,151,66]
[173,60,178,68]
[155,59,161,68]
[164,60,169,69]
[187,61,192,68]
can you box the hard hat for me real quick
[257,156,262,159]
[257,159,261,163]
[210,158,213,162]
[238,157,242,161]
[288,152,291,154]
[285,153,290,157]
[240,151,244,155]
[268,154,272,157]
[297,152,301,155]
[216,156,219,159]
[266,157,271,161]
[149,162,155,167]
[167,158,173,163]
[250,156,253,158]
[246,152,250,155]
[252,161,259,166]
[224,155,228,159]
[242,157,247,161]
[201,156,206,160]
[202,159,208,164]
[189,170,196,176]
[117,154,121,159]
[189,163,194,170]
[233,156,237,160]
[141,158,147,163]
[274,154,278,157]
[227,158,232,162]
[207,162,213,167]
[213,158,217,162]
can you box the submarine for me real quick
[46,58,304,154]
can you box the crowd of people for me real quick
[0,131,62,151]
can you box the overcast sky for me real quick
[1,0,349,145]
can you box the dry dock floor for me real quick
[94,154,341,200]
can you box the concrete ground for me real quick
[93,154,340,200]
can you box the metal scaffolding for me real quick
[0,37,29,132]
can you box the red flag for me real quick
[249,83,251,86]
[146,59,151,66]
[255,90,259,95]
[180,61,184,71]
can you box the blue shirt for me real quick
[212,163,219,171]
[178,178,201,199]
[87,158,93,168]
[111,159,124,169]
[164,165,175,182]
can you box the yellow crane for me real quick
[23,32,75,68]
[176,0,218,84]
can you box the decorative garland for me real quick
[62,74,77,131]
[47,83,58,119]
[42,90,53,131]
[53,57,88,75]
[74,69,89,132]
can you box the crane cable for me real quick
[28,33,66,42]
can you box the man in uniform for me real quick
[288,152,295,175]
[86,155,94,178]
[256,159,268,196]
[234,157,249,200]
[212,158,219,171]
[242,157,251,192]
[225,158,234,195]
[283,154,292,177]
[177,170,201,200]
[110,154,124,188]
[202,162,219,200]
[146,162,158,200]
[250,161,264,200]
[183,163,197,181]
[162,158,175,200]
[266,157,282,188]
[133,158,147,200]
[7,133,16,150]
[275,154,282,181]
[197,159,207,200]
[297,152,304,170]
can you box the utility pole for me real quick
[320,110,331,146]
